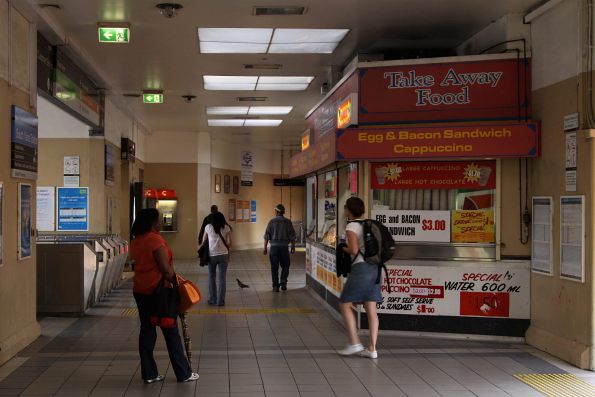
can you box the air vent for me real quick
[244,63,282,70]
[237,96,267,102]
[123,93,141,98]
[253,6,307,16]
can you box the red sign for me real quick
[337,97,353,129]
[159,189,176,199]
[143,188,158,198]
[289,133,336,178]
[359,57,531,124]
[371,160,496,190]
[337,123,539,160]
[460,292,510,317]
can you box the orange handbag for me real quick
[176,274,201,313]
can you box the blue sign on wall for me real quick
[251,200,257,223]
[57,187,89,231]
[11,105,38,180]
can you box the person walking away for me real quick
[198,205,218,243]
[337,197,381,359]
[200,212,232,306]
[263,204,296,292]
[130,208,200,383]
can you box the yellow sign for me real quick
[337,97,353,129]
[301,129,310,151]
[451,210,495,243]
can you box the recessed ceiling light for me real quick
[256,83,309,91]
[248,106,293,115]
[244,119,283,127]
[253,6,307,16]
[204,75,314,91]
[208,119,245,127]
[204,76,258,84]
[197,27,349,54]
[258,76,314,84]
[206,106,249,115]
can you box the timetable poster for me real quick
[57,187,89,231]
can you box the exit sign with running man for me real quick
[98,27,130,43]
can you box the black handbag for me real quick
[336,242,353,278]
[198,238,210,267]
[150,277,180,328]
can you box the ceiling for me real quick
[28,0,542,148]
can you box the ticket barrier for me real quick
[36,234,129,316]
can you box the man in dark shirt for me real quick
[199,205,218,243]
[264,204,296,292]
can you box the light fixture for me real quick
[206,106,249,115]
[156,3,183,18]
[203,75,314,91]
[198,28,349,54]
[207,119,283,127]
[244,119,282,127]
[206,106,292,115]
[248,106,292,115]
[208,119,244,127]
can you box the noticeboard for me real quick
[57,187,89,231]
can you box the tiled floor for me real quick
[1,250,594,396]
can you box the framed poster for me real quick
[57,187,89,231]
[224,175,231,194]
[36,187,55,231]
[532,197,553,275]
[105,145,116,186]
[241,150,253,186]
[11,106,38,180]
[243,200,250,221]
[0,182,3,265]
[228,199,236,221]
[560,196,585,282]
[214,174,221,193]
[18,183,33,260]
[233,176,239,194]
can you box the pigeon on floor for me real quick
[236,278,250,289]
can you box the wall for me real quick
[524,0,594,369]
[0,1,41,366]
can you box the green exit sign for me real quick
[98,27,130,43]
[143,93,164,104]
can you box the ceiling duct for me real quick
[253,6,307,16]
[123,93,141,98]
[237,96,267,102]
[244,63,282,70]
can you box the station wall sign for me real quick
[358,57,531,124]
[336,122,539,160]
[11,106,38,180]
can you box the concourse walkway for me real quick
[0,251,594,397]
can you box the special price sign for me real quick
[377,262,530,319]
[372,210,451,242]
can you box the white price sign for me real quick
[372,210,451,242]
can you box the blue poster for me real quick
[11,106,38,180]
[57,187,89,231]
[251,200,257,223]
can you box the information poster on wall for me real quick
[64,156,80,176]
[451,210,494,243]
[250,200,257,223]
[11,106,39,180]
[565,132,577,192]
[372,210,451,242]
[243,201,250,222]
[105,145,116,186]
[377,262,530,319]
[36,187,55,231]
[532,197,553,275]
[241,151,253,187]
[0,182,3,265]
[308,244,342,297]
[18,183,32,260]
[236,201,244,222]
[228,199,236,221]
[560,196,584,282]
[57,187,89,231]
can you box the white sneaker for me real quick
[337,343,364,356]
[182,372,199,382]
[360,349,378,359]
[144,375,164,384]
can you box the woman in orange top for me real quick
[130,208,199,384]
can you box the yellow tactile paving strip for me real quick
[121,307,316,317]
[514,374,595,397]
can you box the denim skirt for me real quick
[339,261,382,303]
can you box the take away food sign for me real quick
[358,57,531,124]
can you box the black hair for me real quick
[211,211,226,234]
[344,196,365,218]
[131,208,160,238]
[210,205,218,213]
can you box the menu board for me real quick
[308,244,342,297]
[372,210,451,243]
[532,197,553,275]
[560,196,584,282]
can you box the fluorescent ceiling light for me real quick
[206,106,249,115]
[204,76,258,84]
[197,28,349,54]
[258,76,314,84]
[208,119,245,127]
[204,83,255,90]
[248,106,293,115]
[256,83,309,91]
[244,119,283,127]
[269,43,338,54]
[272,28,349,43]
[198,28,273,43]
[200,42,268,53]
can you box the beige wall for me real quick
[0,80,41,366]
[210,168,304,251]
[143,163,198,259]
[500,158,531,257]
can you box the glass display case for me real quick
[318,171,337,247]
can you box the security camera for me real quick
[156,3,183,18]
[182,94,196,103]
[320,82,329,95]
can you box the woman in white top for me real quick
[337,197,381,359]
[200,212,232,306]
